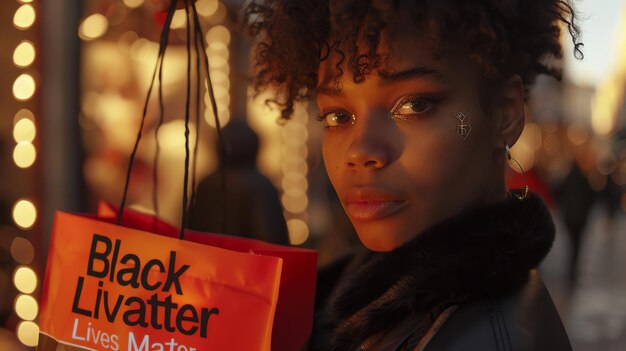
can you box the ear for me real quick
[493,75,525,149]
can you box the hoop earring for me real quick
[505,144,529,201]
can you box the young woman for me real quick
[245,1,583,349]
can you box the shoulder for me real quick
[422,270,571,351]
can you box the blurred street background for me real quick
[1,0,625,349]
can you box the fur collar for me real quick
[327,192,555,350]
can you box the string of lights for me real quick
[11,0,40,347]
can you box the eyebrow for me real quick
[316,66,449,97]
[316,85,344,97]
[377,66,449,84]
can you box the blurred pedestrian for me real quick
[188,119,290,245]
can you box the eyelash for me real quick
[316,95,443,128]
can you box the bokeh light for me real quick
[170,9,187,29]
[11,237,35,264]
[13,266,37,294]
[287,218,309,245]
[123,0,144,9]
[13,41,36,67]
[13,142,37,168]
[16,321,39,347]
[208,1,227,23]
[14,108,34,124]
[197,0,219,17]
[206,25,230,45]
[12,199,37,230]
[13,74,36,101]
[14,294,38,321]
[567,121,590,146]
[13,4,36,30]
[79,13,109,40]
[158,120,197,150]
[205,108,230,128]
[282,194,308,214]
[13,118,36,143]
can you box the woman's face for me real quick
[317,26,513,251]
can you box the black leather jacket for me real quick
[358,270,572,350]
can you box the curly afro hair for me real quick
[244,0,584,120]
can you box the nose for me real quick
[345,110,393,170]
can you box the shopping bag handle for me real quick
[117,0,226,240]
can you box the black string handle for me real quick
[189,1,228,233]
[118,0,226,240]
[151,11,173,220]
[179,0,193,239]
[117,0,178,226]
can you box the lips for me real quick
[343,188,408,221]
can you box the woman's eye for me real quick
[391,96,436,120]
[317,110,354,128]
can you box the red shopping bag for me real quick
[37,206,317,351]
[97,202,318,351]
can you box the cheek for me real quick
[399,116,486,191]
[400,133,459,188]
[322,135,344,181]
